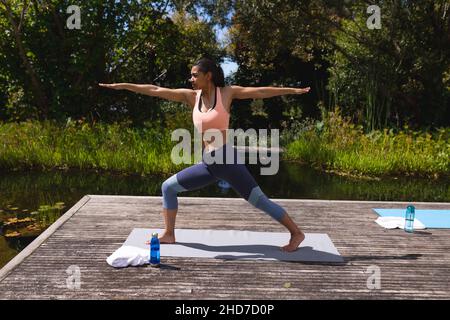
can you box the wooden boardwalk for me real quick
[0,195,449,299]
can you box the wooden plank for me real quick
[0,196,449,299]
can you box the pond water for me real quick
[1,160,449,268]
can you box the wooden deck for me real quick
[0,195,449,299]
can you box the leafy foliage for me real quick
[0,0,224,124]
[0,0,449,132]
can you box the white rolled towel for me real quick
[375,216,426,230]
[106,245,149,268]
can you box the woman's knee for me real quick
[162,174,187,195]
[161,175,188,209]
[161,178,172,195]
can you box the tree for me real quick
[0,0,49,119]
[0,0,224,124]
[327,1,450,131]
[176,0,450,131]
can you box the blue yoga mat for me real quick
[373,208,450,229]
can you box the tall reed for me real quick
[0,119,188,176]
[283,107,449,179]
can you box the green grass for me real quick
[283,108,450,179]
[0,119,189,176]
[1,113,449,180]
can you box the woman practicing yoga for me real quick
[99,57,310,252]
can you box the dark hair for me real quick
[194,57,225,87]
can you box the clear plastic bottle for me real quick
[404,205,415,233]
[150,232,160,267]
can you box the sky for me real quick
[214,25,239,77]
[221,58,238,78]
[222,59,238,78]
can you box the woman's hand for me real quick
[295,87,311,94]
[98,83,125,90]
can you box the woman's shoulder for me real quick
[220,86,233,99]
[192,89,201,100]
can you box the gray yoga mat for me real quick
[124,228,344,263]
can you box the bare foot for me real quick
[159,232,176,244]
[145,232,176,245]
[281,232,305,252]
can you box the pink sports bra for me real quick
[192,87,230,133]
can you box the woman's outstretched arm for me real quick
[98,83,195,106]
[231,85,310,100]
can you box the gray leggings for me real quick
[161,143,286,222]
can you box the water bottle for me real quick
[150,232,160,267]
[404,205,415,233]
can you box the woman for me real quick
[99,57,310,252]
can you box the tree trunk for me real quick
[1,0,49,119]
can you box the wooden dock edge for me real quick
[0,195,92,283]
[88,195,450,205]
